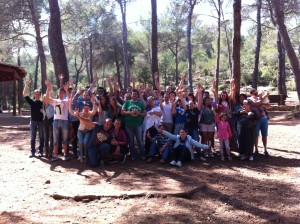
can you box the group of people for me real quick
[23,72,270,167]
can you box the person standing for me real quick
[42,94,54,158]
[45,79,70,162]
[121,89,146,160]
[23,77,44,158]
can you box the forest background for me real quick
[0,0,300,110]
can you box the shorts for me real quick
[53,119,69,145]
[199,123,215,133]
[255,117,268,137]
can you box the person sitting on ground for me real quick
[146,124,172,164]
[162,128,210,167]
[23,77,44,158]
[73,115,113,167]
[109,118,128,163]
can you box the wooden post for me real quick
[13,77,16,116]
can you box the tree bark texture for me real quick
[215,0,221,94]
[252,0,262,89]
[34,54,39,90]
[151,0,159,85]
[187,0,197,93]
[27,0,47,93]
[272,0,300,104]
[118,0,131,88]
[48,0,69,86]
[232,0,241,101]
[277,31,287,96]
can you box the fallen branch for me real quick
[50,185,206,202]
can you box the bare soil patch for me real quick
[0,111,300,224]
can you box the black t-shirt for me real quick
[88,124,112,148]
[186,107,200,128]
[25,96,43,122]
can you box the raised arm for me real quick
[45,80,55,105]
[197,83,204,111]
[23,77,30,97]
[154,72,162,93]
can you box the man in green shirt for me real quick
[121,89,146,160]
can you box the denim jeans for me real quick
[88,142,111,167]
[77,130,92,145]
[43,118,53,155]
[125,125,145,158]
[186,127,200,141]
[30,120,44,155]
[53,119,69,145]
[149,141,169,160]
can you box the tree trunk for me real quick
[89,37,94,84]
[27,0,47,93]
[232,0,242,102]
[252,0,262,89]
[277,31,287,96]
[151,0,159,85]
[272,0,300,104]
[187,1,196,93]
[48,0,69,86]
[34,54,39,90]
[214,0,221,95]
[222,10,232,78]
[114,44,123,90]
[118,0,131,88]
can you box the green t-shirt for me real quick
[122,100,145,127]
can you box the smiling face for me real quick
[179,129,187,140]
[34,90,41,100]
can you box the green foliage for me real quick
[286,80,296,91]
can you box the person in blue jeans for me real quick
[73,114,113,167]
[23,77,44,158]
[146,124,172,164]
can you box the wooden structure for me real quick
[0,62,27,115]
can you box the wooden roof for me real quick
[0,62,27,82]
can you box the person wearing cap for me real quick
[233,99,259,161]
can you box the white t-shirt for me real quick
[143,106,162,134]
[160,102,173,123]
[52,98,69,120]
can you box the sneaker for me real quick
[249,156,254,161]
[237,153,242,157]
[63,155,70,161]
[146,157,153,163]
[228,156,233,161]
[199,156,206,162]
[169,160,176,166]
[29,154,35,158]
[108,158,119,164]
[264,151,269,157]
[220,156,225,161]
[176,161,182,167]
[50,156,58,162]
[159,159,165,164]
[119,155,127,163]
[254,150,259,156]
[38,152,43,157]
[241,155,247,161]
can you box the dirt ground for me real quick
[0,111,300,224]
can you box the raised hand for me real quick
[58,74,64,81]
[25,77,31,85]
